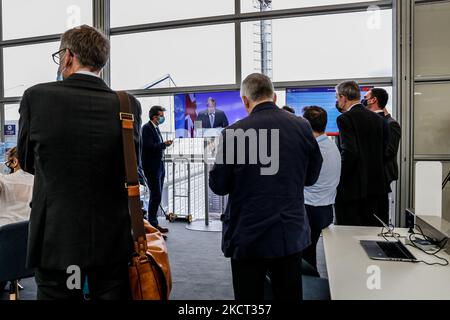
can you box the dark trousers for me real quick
[144,164,165,227]
[303,204,333,271]
[35,263,130,300]
[231,252,302,301]
[334,195,389,227]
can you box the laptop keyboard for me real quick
[377,241,411,259]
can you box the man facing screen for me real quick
[196,97,229,129]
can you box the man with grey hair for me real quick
[334,80,388,226]
[209,73,323,300]
[18,25,142,299]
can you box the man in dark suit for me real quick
[363,88,401,214]
[334,81,388,226]
[209,73,323,300]
[17,25,142,300]
[196,97,229,129]
[141,106,172,234]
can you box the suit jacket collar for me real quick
[375,110,385,119]
[64,73,111,91]
[251,101,277,114]
[347,103,364,112]
[149,120,159,130]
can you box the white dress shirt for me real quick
[0,169,34,227]
[304,135,342,206]
[75,70,101,78]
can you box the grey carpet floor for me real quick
[1,218,328,300]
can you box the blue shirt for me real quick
[304,134,341,206]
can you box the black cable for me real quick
[442,170,450,190]
[408,225,449,256]
[404,224,449,266]
[378,224,449,266]
[378,223,401,241]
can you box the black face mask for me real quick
[361,99,368,107]
[335,101,344,113]
[5,160,15,174]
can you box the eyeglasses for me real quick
[52,48,71,65]
[4,160,12,168]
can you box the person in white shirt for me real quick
[0,147,34,227]
[302,106,341,271]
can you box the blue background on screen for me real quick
[286,87,372,133]
[175,90,247,137]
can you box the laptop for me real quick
[360,215,417,262]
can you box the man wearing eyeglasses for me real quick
[17,25,142,300]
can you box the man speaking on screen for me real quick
[197,97,229,129]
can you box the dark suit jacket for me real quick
[381,113,401,191]
[141,122,166,176]
[336,104,387,203]
[17,73,142,270]
[196,109,229,128]
[209,102,323,260]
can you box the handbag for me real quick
[116,91,172,300]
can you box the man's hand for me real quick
[164,140,173,147]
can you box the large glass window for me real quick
[414,83,450,156]
[111,0,234,27]
[241,0,382,13]
[110,24,236,90]
[415,1,450,78]
[241,21,263,77]
[2,0,92,40]
[3,41,60,97]
[242,10,392,82]
[138,96,175,133]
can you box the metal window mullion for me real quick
[93,0,111,86]
[235,0,242,86]
[0,76,393,102]
[273,77,393,89]
[0,1,393,47]
[415,0,450,5]
[395,0,415,227]
[414,155,450,161]
[0,0,5,143]
[109,1,392,37]
[414,76,450,84]
[0,34,61,48]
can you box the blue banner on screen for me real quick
[286,86,372,134]
[174,91,247,138]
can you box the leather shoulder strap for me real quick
[116,91,147,254]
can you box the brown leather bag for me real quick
[117,91,172,300]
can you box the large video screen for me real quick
[286,86,372,134]
[174,90,247,138]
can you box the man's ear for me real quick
[64,49,75,69]
[242,96,249,109]
[273,92,277,104]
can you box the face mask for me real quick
[56,55,69,81]
[56,65,66,81]
[158,116,166,125]
[335,101,344,113]
[361,99,368,107]
[5,161,14,174]
[56,70,64,81]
